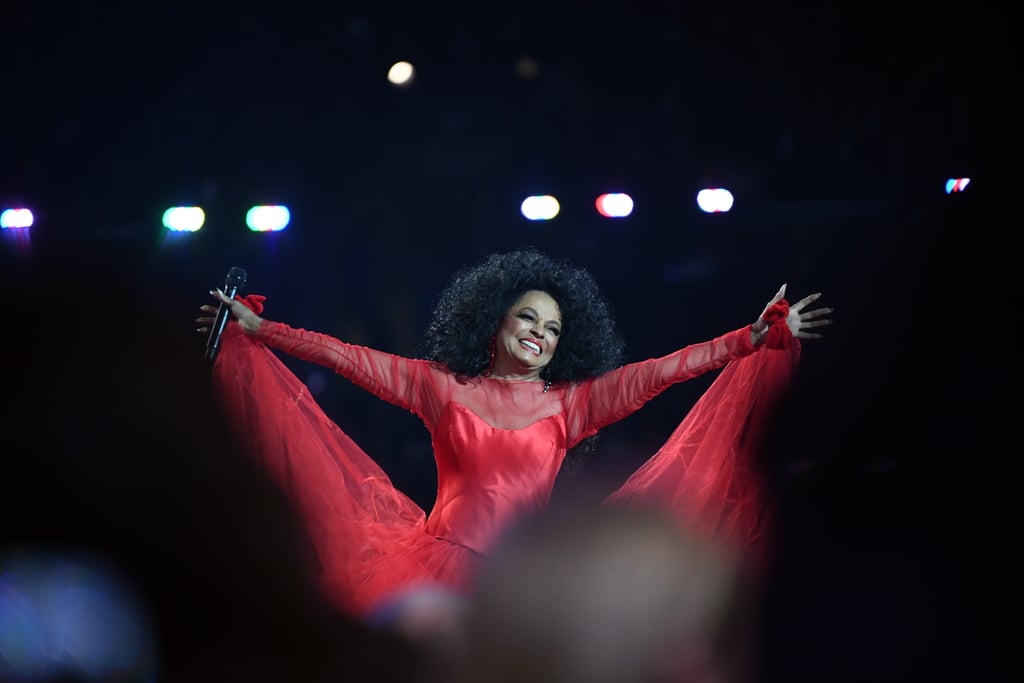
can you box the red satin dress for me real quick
[212,297,799,617]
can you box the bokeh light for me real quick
[520,195,560,221]
[0,552,156,683]
[0,208,34,229]
[162,206,205,233]
[945,177,971,194]
[696,188,735,214]
[246,205,291,232]
[388,61,415,86]
[595,193,634,218]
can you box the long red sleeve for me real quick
[252,321,450,428]
[564,326,757,447]
[605,338,801,566]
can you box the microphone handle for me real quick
[204,285,240,360]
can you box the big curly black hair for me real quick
[420,247,627,466]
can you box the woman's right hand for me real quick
[196,288,264,335]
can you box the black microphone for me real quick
[204,266,247,361]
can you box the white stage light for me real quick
[520,195,560,221]
[162,206,205,232]
[246,205,291,232]
[595,193,634,218]
[388,61,415,86]
[0,208,33,229]
[696,188,734,213]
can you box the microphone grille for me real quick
[225,267,247,289]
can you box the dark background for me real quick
[2,1,1014,681]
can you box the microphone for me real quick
[204,266,247,361]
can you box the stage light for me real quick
[595,193,634,218]
[162,206,205,232]
[388,61,415,86]
[520,195,560,221]
[246,205,290,232]
[0,208,34,229]
[515,56,539,79]
[696,188,734,213]
[945,178,970,194]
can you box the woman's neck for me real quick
[488,370,543,382]
[488,360,544,382]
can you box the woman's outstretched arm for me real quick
[563,285,833,446]
[196,288,449,427]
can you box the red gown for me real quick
[212,302,800,617]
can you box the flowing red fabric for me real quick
[604,343,799,570]
[606,299,799,568]
[213,323,483,617]
[211,297,799,616]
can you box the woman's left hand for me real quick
[784,289,833,339]
[752,284,833,345]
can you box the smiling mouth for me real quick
[520,339,541,355]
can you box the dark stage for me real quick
[2,2,1013,681]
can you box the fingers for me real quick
[770,283,787,304]
[790,292,822,311]
[197,299,224,333]
[793,303,833,335]
[789,314,831,342]
[782,289,834,340]
[196,304,217,323]
[800,306,834,322]
[759,284,787,321]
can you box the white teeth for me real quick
[521,340,541,354]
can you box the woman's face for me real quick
[492,290,561,379]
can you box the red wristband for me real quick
[235,294,266,315]
[761,300,794,350]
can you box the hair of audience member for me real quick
[454,502,760,683]
[364,582,472,682]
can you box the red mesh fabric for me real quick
[604,337,801,568]
[210,300,801,614]
[213,323,483,616]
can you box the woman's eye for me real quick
[519,313,534,322]
[547,327,560,336]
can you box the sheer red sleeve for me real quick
[563,326,757,446]
[252,321,450,429]
[604,337,801,568]
[211,322,483,616]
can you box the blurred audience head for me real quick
[454,502,759,683]
[1,256,417,682]
[365,582,472,682]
